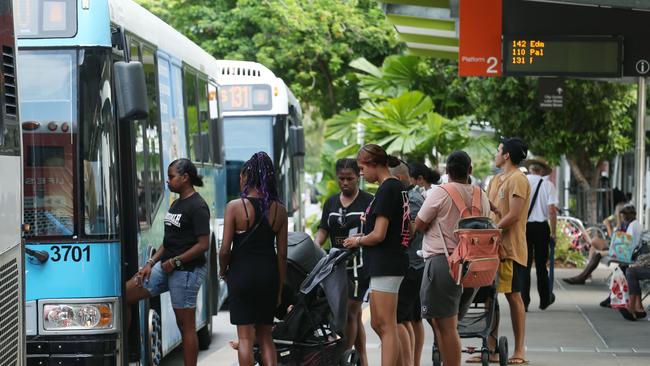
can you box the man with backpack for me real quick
[484,138,531,365]
[415,151,491,366]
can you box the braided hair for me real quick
[241,151,280,214]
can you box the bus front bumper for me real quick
[26,334,118,366]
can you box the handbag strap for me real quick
[440,184,481,218]
[235,198,264,251]
[528,179,544,218]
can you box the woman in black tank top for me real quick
[219,152,288,366]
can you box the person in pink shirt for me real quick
[415,151,491,366]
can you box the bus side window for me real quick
[142,46,163,211]
[129,38,163,228]
[184,70,200,163]
[197,78,211,164]
[208,83,224,165]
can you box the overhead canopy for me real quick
[529,0,650,10]
[380,1,459,60]
[379,0,650,61]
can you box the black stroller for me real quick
[255,238,357,366]
[432,284,508,366]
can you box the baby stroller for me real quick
[432,284,508,366]
[255,246,357,366]
[276,232,327,319]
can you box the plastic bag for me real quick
[609,266,629,309]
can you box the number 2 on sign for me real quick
[486,57,498,74]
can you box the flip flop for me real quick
[466,356,499,364]
[507,357,530,365]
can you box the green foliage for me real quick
[555,220,588,268]
[324,56,470,165]
[465,77,636,165]
[137,0,400,119]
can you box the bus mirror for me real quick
[114,61,149,122]
[289,126,305,157]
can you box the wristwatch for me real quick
[172,256,183,270]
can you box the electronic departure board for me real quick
[503,37,622,77]
[220,84,273,112]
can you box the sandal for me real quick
[619,308,637,321]
[507,357,530,365]
[466,355,499,364]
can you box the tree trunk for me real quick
[567,157,600,225]
[317,59,337,117]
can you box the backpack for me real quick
[438,184,502,288]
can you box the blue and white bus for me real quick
[0,0,25,364]
[216,60,306,231]
[16,0,226,364]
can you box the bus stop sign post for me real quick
[635,77,646,229]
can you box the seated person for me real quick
[564,204,641,285]
[619,254,650,321]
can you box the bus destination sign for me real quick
[503,36,622,77]
[220,84,273,112]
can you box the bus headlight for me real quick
[43,302,114,331]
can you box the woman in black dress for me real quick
[219,152,288,366]
[343,144,410,366]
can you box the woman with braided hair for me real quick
[219,151,288,366]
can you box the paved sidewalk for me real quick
[162,266,650,365]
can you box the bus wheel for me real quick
[148,309,162,365]
[197,316,212,350]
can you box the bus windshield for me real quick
[19,49,77,238]
[19,48,119,238]
[223,116,274,161]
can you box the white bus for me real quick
[0,0,24,364]
[215,60,306,231]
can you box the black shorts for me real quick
[348,269,370,302]
[497,259,527,294]
[397,267,424,323]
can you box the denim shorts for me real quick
[142,262,207,309]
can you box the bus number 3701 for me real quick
[50,245,91,262]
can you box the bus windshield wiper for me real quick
[26,248,49,264]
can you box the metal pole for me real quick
[560,155,570,213]
[634,77,646,229]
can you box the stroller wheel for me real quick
[432,349,442,366]
[481,350,490,366]
[498,337,509,366]
[340,348,360,366]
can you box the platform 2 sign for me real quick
[503,37,622,77]
[458,0,502,77]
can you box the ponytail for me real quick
[358,144,393,167]
[170,158,204,187]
